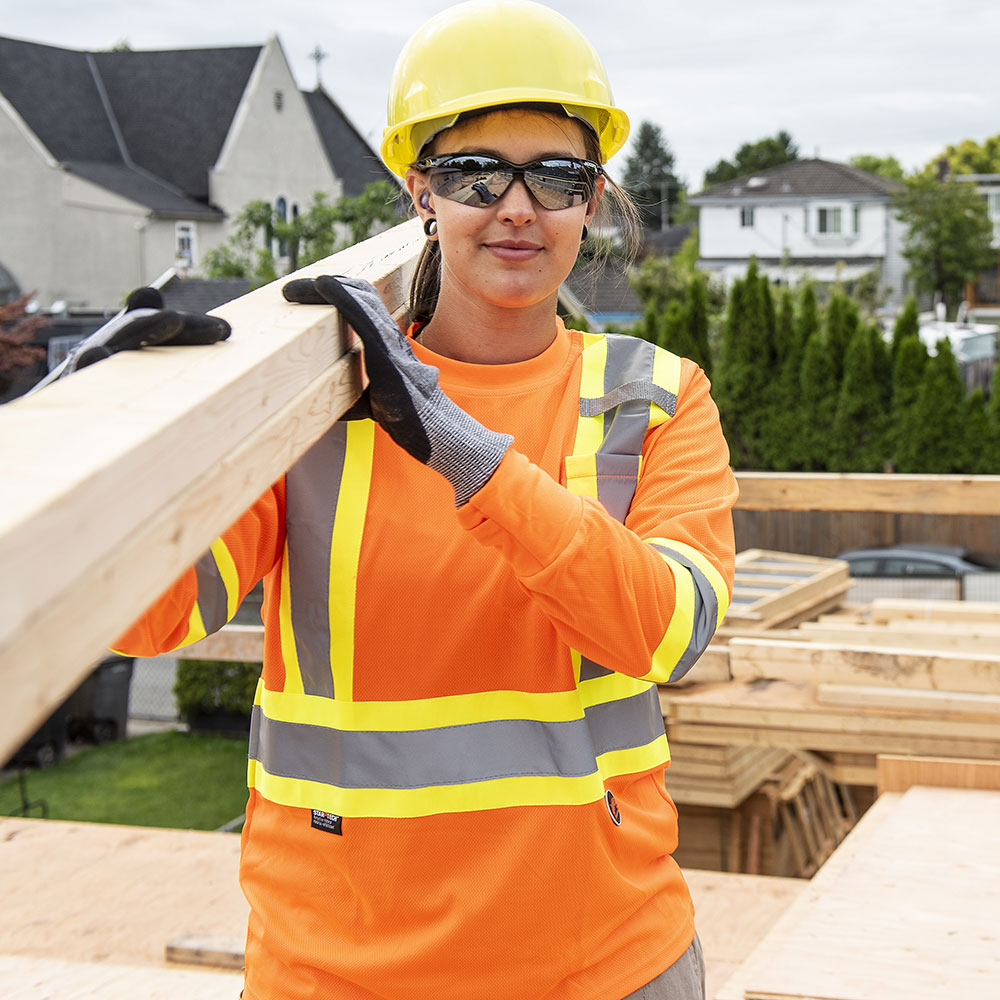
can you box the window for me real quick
[175,222,195,267]
[740,207,754,228]
[274,90,284,112]
[817,207,842,234]
[853,205,861,234]
[803,207,809,233]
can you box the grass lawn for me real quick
[0,731,249,830]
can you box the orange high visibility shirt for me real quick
[117,319,737,1000]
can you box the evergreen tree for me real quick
[767,288,805,471]
[904,339,967,472]
[797,331,838,470]
[890,334,930,472]
[713,260,776,468]
[795,282,820,352]
[655,299,687,354]
[963,389,992,474]
[824,289,858,388]
[830,324,889,471]
[621,121,682,229]
[686,274,712,375]
[890,297,920,360]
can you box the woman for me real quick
[117,2,737,997]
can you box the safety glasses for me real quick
[412,154,603,210]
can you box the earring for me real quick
[423,217,438,239]
[581,224,589,242]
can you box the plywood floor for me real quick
[0,816,803,998]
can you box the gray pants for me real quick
[623,934,705,1000]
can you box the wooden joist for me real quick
[0,219,424,760]
[727,637,1000,694]
[867,597,1000,624]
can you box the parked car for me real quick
[837,544,1000,578]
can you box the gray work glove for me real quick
[29,287,231,394]
[282,275,512,506]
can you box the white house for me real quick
[689,159,907,305]
[0,34,397,313]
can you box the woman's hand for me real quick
[283,275,512,505]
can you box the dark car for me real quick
[837,544,1000,578]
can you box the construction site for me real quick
[2,220,998,999]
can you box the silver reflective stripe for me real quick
[579,657,613,681]
[650,543,720,682]
[194,552,229,635]
[249,687,664,790]
[285,422,349,698]
[580,335,673,524]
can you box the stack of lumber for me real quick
[680,549,852,686]
[716,783,1000,1000]
[0,816,804,1000]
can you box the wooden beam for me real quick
[727,637,1000,694]
[0,220,424,761]
[816,683,1000,716]
[876,754,1000,795]
[734,470,1000,513]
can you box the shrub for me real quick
[173,659,259,720]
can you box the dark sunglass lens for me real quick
[428,157,512,207]
[524,161,595,210]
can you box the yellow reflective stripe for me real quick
[209,538,240,622]
[648,536,731,628]
[650,347,681,429]
[563,452,598,501]
[260,684,589,731]
[177,601,207,649]
[571,335,607,457]
[578,669,654,708]
[247,732,669,819]
[328,420,375,701]
[277,539,304,694]
[647,553,696,681]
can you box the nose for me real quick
[497,177,536,225]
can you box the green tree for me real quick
[703,130,799,188]
[823,289,859,388]
[797,331,838,470]
[621,121,683,229]
[685,273,712,376]
[903,339,967,472]
[963,389,993,474]
[889,333,929,472]
[203,183,400,288]
[830,324,889,471]
[923,133,1000,176]
[892,174,995,316]
[848,154,906,182]
[890,296,920,360]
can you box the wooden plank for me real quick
[868,597,1000,624]
[0,818,247,969]
[735,787,1000,1000]
[0,219,424,760]
[0,955,244,999]
[797,620,1000,653]
[726,550,849,624]
[175,624,265,663]
[728,637,1000,694]
[817,683,1000,716]
[165,934,244,971]
[734,471,1000,514]
[669,644,731,685]
[876,754,1000,795]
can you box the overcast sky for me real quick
[5,0,999,187]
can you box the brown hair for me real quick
[407,108,641,325]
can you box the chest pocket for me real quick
[564,332,681,524]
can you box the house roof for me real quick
[564,258,642,318]
[0,35,257,216]
[691,159,903,202]
[303,87,398,199]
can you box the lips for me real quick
[485,240,543,261]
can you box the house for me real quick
[0,34,397,314]
[956,173,1000,317]
[688,159,906,305]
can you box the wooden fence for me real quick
[2,218,999,762]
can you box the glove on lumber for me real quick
[283,274,512,506]
[32,288,231,393]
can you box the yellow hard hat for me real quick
[381,0,630,177]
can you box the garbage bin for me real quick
[66,655,135,743]
[7,701,68,768]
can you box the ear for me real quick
[585,174,606,227]
[405,169,434,222]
